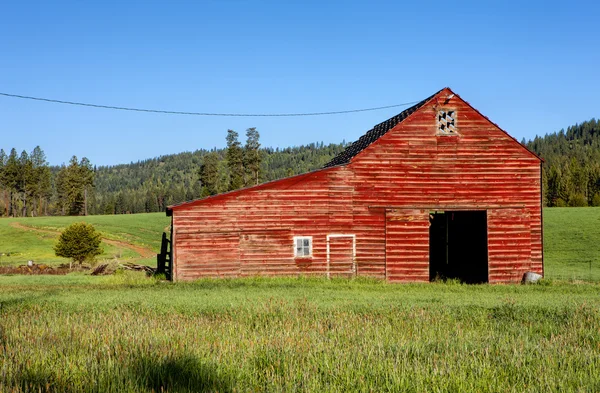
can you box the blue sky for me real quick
[1,0,598,167]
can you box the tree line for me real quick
[0,147,95,217]
[90,129,347,215]
[525,118,600,207]
[7,116,596,217]
[0,128,347,216]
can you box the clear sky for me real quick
[1,0,598,167]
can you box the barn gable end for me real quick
[166,88,543,283]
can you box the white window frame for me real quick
[293,236,313,258]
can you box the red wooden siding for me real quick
[174,232,240,279]
[328,235,355,278]
[169,88,543,283]
[487,209,532,283]
[385,209,430,282]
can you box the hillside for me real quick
[525,118,600,207]
[91,117,600,215]
[3,118,599,218]
[90,142,347,215]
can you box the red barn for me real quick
[163,88,543,283]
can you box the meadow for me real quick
[0,275,599,392]
[0,213,170,267]
[0,208,599,392]
[543,207,600,281]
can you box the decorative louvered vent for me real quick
[438,110,456,134]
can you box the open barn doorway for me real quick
[429,211,488,283]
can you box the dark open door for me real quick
[429,211,488,283]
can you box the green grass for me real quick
[1,208,600,391]
[0,276,599,392]
[0,213,170,267]
[544,207,600,281]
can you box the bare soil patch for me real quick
[0,263,69,275]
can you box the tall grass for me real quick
[1,276,599,392]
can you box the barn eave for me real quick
[166,165,340,215]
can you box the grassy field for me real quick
[0,208,599,391]
[543,207,600,281]
[0,275,599,392]
[0,213,170,267]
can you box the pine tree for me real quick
[54,222,103,268]
[18,150,33,217]
[0,149,6,216]
[199,152,220,196]
[56,156,95,215]
[226,129,244,191]
[244,127,261,186]
[79,157,94,216]
[29,146,51,216]
[4,149,20,216]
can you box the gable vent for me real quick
[438,110,457,134]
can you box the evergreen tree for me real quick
[79,157,94,216]
[18,150,34,217]
[199,152,220,196]
[4,149,20,216]
[226,129,244,191]
[29,146,51,216]
[54,222,103,268]
[0,149,6,216]
[56,156,95,215]
[55,164,68,215]
[244,127,261,186]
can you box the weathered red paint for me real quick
[167,88,543,283]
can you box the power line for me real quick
[0,91,420,117]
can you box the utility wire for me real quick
[0,92,420,117]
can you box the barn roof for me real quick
[323,87,542,168]
[168,87,542,214]
[323,89,442,168]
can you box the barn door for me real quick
[327,234,356,278]
[487,209,531,283]
[385,209,430,282]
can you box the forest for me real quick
[525,118,600,207]
[0,127,347,216]
[0,118,598,217]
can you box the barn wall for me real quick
[171,90,542,283]
[346,93,542,283]
[172,168,355,280]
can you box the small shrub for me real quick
[554,198,567,207]
[54,222,104,268]
[591,192,600,207]
[568,193,587,207]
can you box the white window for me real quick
[294,236,312,257]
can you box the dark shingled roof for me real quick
[323,89,442,168]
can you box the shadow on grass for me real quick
[6,355,231,393]
[132,354,232,393]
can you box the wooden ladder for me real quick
[156,232,172,280]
